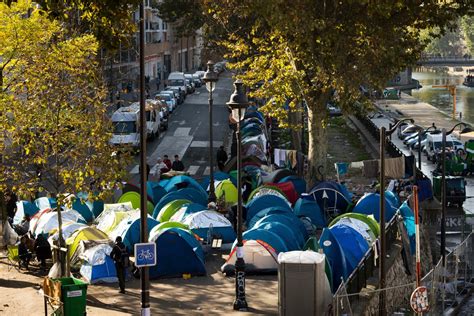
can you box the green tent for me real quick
[156,199,191,222]
[215,179,238,205]
[329,213,380,237]
[117,191,154,214]
[149,221,190,237]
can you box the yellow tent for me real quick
[67,227,109,259]
[215,179,238,206]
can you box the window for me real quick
[114,121,137,134]
[169,79,184,86]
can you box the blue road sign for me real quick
[134,242,157,267]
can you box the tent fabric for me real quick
[261,169,295,184]
[122,182,154,203]
[149,222,190,237]
[14,201,40,225]
[252,212,308,242]
[72,198,94,223]
[248,185,287,202]
[79,244,117,284]
[246,207,294,229]
[215,179,238,206]
[118,191,154,214]
[293,198,326,229]
[34,197,57,211]
[67,227,109,260]
[96,211,131,235]
[221,240,278,274]
[330,224,369,273]
[253,221,302,250]
[278,176,307,196]
[169,203,207,223]
[147,182,167,205]
[109,213,159,254]
[75,192,104,218]
[152,187,207,218]
[352,193,397,222]
[29,208,52,235]
[155,199,192,222]
[319,228,349,291]
[267,182,298,204]
[246,194,292,223]
[243,144,267,163]
[159,175,205,195]
[330,217,376,244]
[302,181,353,214]
[199,172,235,190]
[398,201,416,254]
[385,190,400,209]
[243,228,288,254]
[329,213,380,237]
[34,210,86,237]
[149,227,206,278]
[182,210,236,244]
[48,222,88,243]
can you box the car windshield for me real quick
[159,94,171,101]
[169,79,184,86]
[114,121,136,134]
[434,141,454,149]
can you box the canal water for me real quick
[411,70,474,123]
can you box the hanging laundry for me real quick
[350,161,364,169]
[363,160,379,178]
[416,179,433,202]
[404,155,415,178]
[384,156,405,179]
[335,162,349,176]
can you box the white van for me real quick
[144,100,161,139]
[426,134,462,162]
[110,105,140,150]
[167,72,187,95]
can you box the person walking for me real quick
[110,236,129,294]
[216,146,228,171]
[171,154,185,171]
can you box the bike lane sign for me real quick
[134,242,157,267]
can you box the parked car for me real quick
[159,90,178,107]
[192,74,202,88]
[185,79,194,94]
[399,124,423,140]
[165,87,183,104]
[185,74,195,90]
[167,72,187,96]
[155,93,175,112]
[194,70,205,78]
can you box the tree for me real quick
[204,0,470,187]
[0,0,130,202]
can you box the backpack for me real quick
[114,244,130,267]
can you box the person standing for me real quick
[216,146,228,171]
[34,234,52,270]
[171,154,185,171]
[111,236,129,294]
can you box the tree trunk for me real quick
[306,94,330,189]
[288,107,302,152]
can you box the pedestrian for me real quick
[171,154,185,171]
[34,234,52,270]
[5,190,18,221]
[18,235,32,270]
[216,146,228,171]
[163,155,172,171]
[150,157,167,182]
[110,236,129,294]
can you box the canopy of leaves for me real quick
[0,0,130,203]
[154,0,204,38]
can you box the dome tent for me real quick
[302,181,353,215]
[329,224,369,273]
[352,192,397,222]
[34,209,86,237]
[215,179,238,206]
[169,203,207,222]
[319,228,349,291]
[118,191,155,215]
[293,198,326,229]
[246,194,291,224]
[34,197,57,210]
[67,227,110,261]
[246,207,294,229]
[182,210,236,244]
[253,213,307,246]
[154,199,192,222]
[14,200,39,225]
[329,213,380,237]
[79,244,117,284]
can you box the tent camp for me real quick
[13,201,39,225]
[67,227,110,260]
[182,210,236,244]
[352,192,397,222]
[169,203,207,223]
[246,195,292,224]
[319,227,349,291]
[330,224,369,273]
[154,199,192,222]
[109,213,159,254]
[246,206,295,229]
[34,209,86,237]
[278,176,307,196]
[79,243,117,284]
[267,182,298,205]
[302,181,353,216]
[148,227,206,278]
[293,198,326,229]
[118,191,155,214]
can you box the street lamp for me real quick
[379,117,414,316]
[202,61,218,202]
[227,79,249,311]
[417,123,437,170]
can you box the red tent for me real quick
[267,181,298,205]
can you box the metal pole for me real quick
[379,127,386,316]
[418,132,422,170]
[414,185,421,287]
[208,84,216,202]
[234,107,248,311]
[441,128,446,267]
[139,2,150,315]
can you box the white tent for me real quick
[183,210,236,244]
[221,240,278,274]
[34,210,86,237]
[79,243,118,284]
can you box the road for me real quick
[127,72,234,183]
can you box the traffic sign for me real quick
[134,242,157,268]
[410,286,429,313]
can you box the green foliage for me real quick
[0,0,131,202]
[461,16,474,54]
[155,0,204,38]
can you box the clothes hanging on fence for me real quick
[416,179,433,202]
[363,160,379,178]
[350,161,364,169]
[404,155,415,178]
[273,148,298,169]
[384,156,405,179]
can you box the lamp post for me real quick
[379,118,413,316]
[227,80,249,311]
[417,123,437,170]
[202,61,218,202]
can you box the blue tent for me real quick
[169,203,207,222]
[319,228,349,291]
[152,188,207,219]
[147,182,167,205]
[247,207,295,229]
[254,217,305,249]
[13,201,39,225]
[302,181,353,214]
[253,211,308,240]
[76,192,104,218]
[183,210,236,244]
[34,197,57,210]
[72,198,94,222]
[278,176,307,195]
[293,198,326,228]
[246,195,292,224]
[243,228,288,253]
[330,224,369,273]
[398,201,416,254]
[244,110,264,122]
[352,192,397,222]
[149,227,206,278]
[79,245,117,284]
[255,222,301,250]
[199,172,236,190]
[159,175,205,194]
[385,190,400,209]
[119,216,159,254]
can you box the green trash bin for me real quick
[54,277,88,316]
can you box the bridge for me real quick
[417,54,474,66]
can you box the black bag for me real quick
[120,246,130,267]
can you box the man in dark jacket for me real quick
[34,234,52,270]
[216,146,228,171]
[110,236,128,294]
[171,154,185,171]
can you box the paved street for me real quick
[127,72,233,183]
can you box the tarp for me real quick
[149,227,206,278]
[246,207,294,229]
[267,182,298,205]
[34,210,86,237]
[118,191,154,214]
[293,198,326,229]
[79,244,118,284]
[13,201,39,225]
[169,203,207,223]
[155,199,192,222]
[330,224,369,274]
[319,227,349,291]
[183,210,236,244]
[302,181,353,215]
[215,179,238,206]
[352,192,397,222]
[329,213,380,238]
[67,227,110,260]
[246,194,292,224]
[278,175,307,196]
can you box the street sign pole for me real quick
[139,2,150,315]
